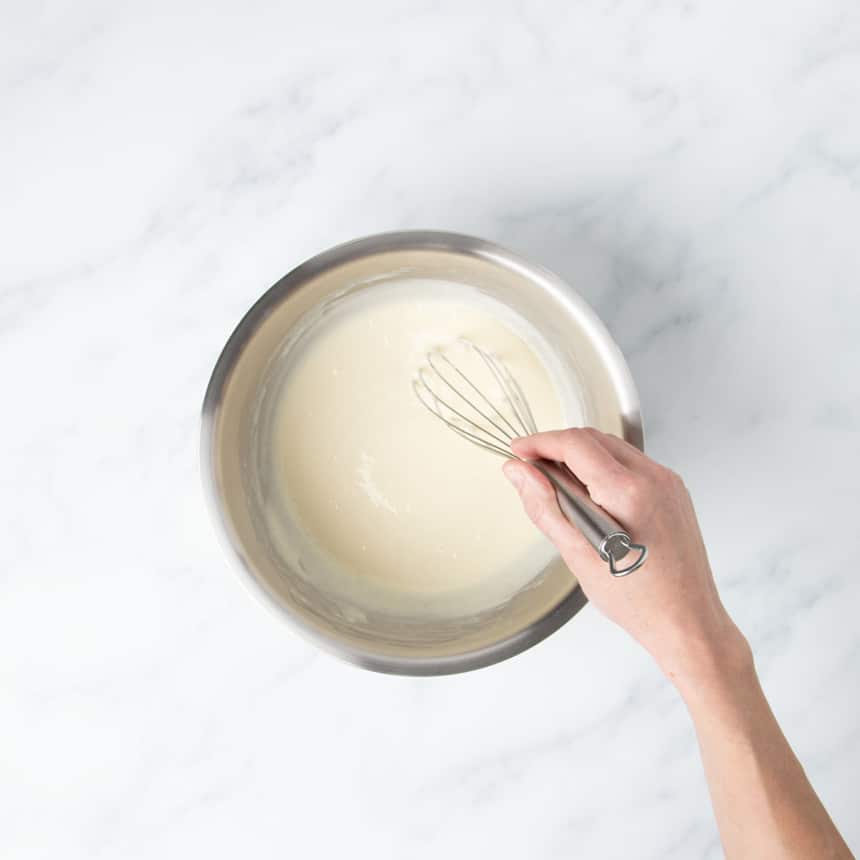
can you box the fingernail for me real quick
[503,461,523,490]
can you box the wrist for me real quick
[655,620,754,704]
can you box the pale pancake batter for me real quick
[262,279,582,614]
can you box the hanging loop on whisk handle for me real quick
[531,459,648,577]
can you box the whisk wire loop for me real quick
[412,371,513,459]
[412,340,648,577]
[426,351,520,443]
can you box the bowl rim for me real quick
[200,230,642,675]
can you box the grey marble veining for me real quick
[2,1,859,857]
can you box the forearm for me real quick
[503,430,851,857]
[672,631,852,859]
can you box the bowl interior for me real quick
[203,236,641,673]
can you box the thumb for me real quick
[502,460,591,560]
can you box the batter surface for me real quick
[263,279,582,614]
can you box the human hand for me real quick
[503,428,749,689]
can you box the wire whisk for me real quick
[413,340,648,577]
[413,342,540,460]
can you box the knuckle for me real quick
[520,479,562,534]
[617,473,651,507]
[532,506,554,533]
[525,497,552,531]
[657,466,684,490]
[612,469,637,494]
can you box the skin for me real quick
[503,428,853,860]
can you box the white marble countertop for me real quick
[3,2,859,857]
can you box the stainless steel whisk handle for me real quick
[531,459,648,577]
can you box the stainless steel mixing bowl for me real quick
[201,231,643,675]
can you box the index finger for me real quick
[511,427,629,493]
